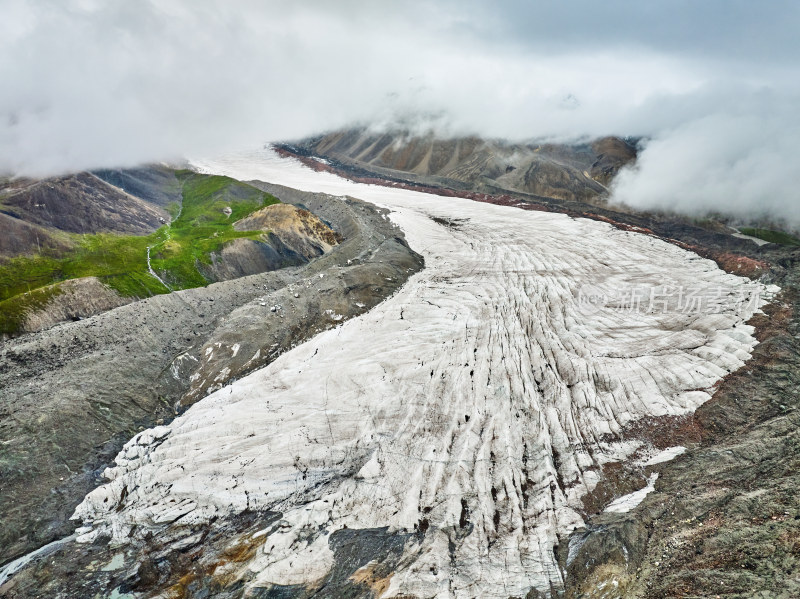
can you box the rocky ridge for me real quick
[0,172,169,236]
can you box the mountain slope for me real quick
[0,212,68,261]
[0,169,346,337]
[0,172,168,235]
[92,165,183,209]
[298,128,637,202]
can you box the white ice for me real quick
[603,473,659,514]
[640,445,687,467]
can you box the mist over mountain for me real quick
[5,4,800,597]
[611,110,800,225]
[2,0,798,221]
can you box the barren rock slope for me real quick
[299,129,636,201]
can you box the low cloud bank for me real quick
[611,92,800,227]
[1,0,798,224]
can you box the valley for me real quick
[3,3,799,597]
[3,149,797,598]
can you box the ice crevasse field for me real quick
[70,149,773,597]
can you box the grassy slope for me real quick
[0,285,64,337]
[739,227,800,246]
[0,172,278,335]
[148,171,279,288]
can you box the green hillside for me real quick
[0,172,278,335]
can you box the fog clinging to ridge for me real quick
[2,0,799,222]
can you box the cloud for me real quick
[611,91,800,225]
[476,0,800,66]
[1,0,798,223]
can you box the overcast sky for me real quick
[2,0,798,222]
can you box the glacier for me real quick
[71,148,770,597]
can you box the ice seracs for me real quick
[73,149,772,597]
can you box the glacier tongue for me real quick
[74,149,769,597]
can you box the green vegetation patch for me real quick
[0,172,279,334]
[0,283,64,336]
[739,227,800,246]
[0,233,163,302]
[149,172,279,288]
